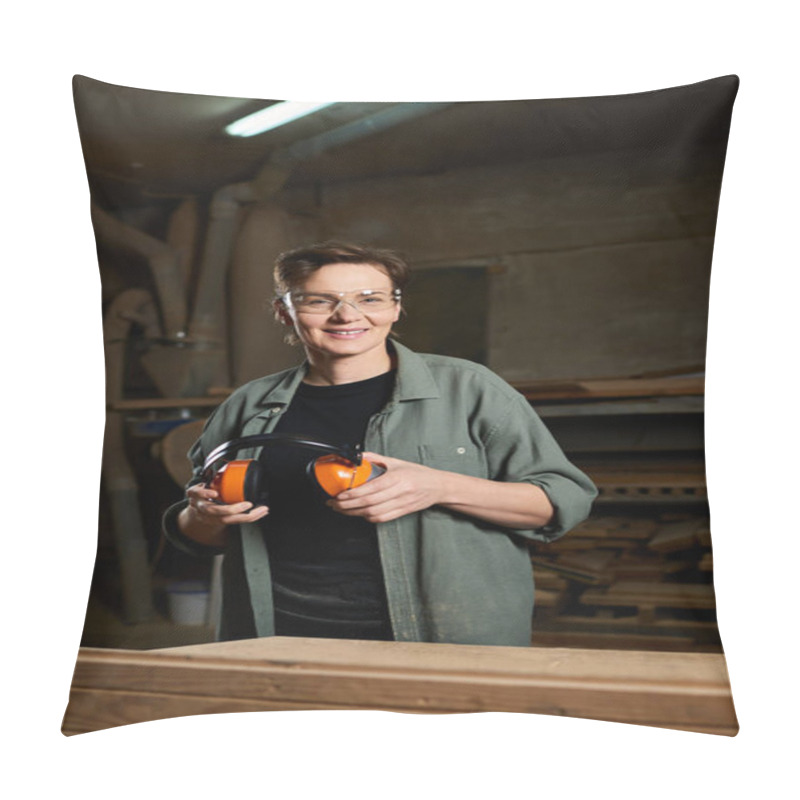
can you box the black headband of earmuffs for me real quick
[200,433,363,481]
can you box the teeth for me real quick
[328,330,366,335]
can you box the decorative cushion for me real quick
[64,74,739,736]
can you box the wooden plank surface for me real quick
[62,637,738,737]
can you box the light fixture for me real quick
[225,100,335,137]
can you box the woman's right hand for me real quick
[178,484,269,547]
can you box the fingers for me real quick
[187,484,268,526]
[217,504,269,525]
[329,463,438,523]
[329,490,424,523]
[331,475,395,507]
[337,458,430,503]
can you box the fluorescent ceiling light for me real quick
[225,100,335,137]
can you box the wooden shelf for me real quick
[514,375,704,401]
[110,396,225,411]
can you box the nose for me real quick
[329,299,364,320]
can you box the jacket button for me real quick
[456,447,466,454]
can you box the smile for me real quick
[325,328,369,337]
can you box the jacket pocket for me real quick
[417,443,488,479]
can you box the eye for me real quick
[300,294,334,307]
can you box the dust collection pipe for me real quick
[166,197,200,290]
[271,102,454,167]
[91,203,188,338]
[101,288,161,623]
[228,203,299,385]
[187,181,257,346]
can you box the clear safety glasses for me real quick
[284,288,401,315]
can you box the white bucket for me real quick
[166,580,210,625]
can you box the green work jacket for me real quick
[164,341,597,647]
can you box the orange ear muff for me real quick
[201,435,378,505]
[208,459,265,505]
[310,455,385,497]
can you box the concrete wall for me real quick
[229,144,724,384]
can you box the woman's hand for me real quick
[328,451,555,530]
[327,453,444,524]
[178,484,269,546]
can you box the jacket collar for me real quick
[255,339,440,411]
[254,361,309,409]
[390,340,440,401]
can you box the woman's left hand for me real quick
[327,452,444,523]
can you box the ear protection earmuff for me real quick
[200,433,385,505]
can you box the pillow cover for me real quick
[63,74,739,736]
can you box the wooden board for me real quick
[532,553,615,584]
[110,396,225,410]
[62,637,738,737]
[515,375,704,401]
[568,517,659,540]
[581,581,717,610]
[546,614,720,633]
[648,520,708,553]
[543,536,641,552]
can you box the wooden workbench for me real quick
[62,637,738,736]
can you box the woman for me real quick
[164,241,596,646]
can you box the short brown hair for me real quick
[273,240,411,297]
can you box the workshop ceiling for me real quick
[73,75,733,211]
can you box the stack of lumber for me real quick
[530,514,721,652]
[586,461,708,503]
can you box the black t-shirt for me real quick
[261,370,396,640]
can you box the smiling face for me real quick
[277,262,401,378]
